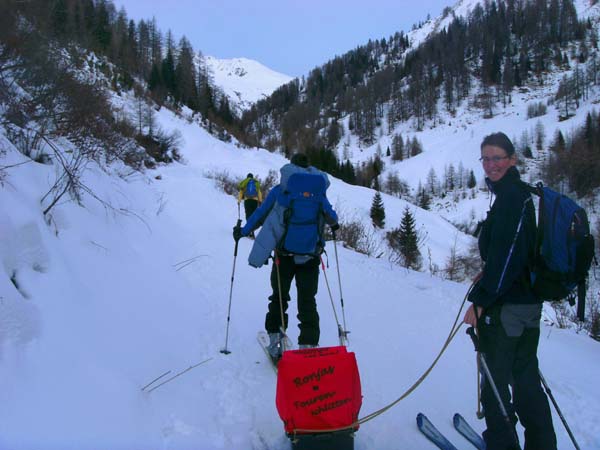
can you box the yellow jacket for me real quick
[238,177,263,203]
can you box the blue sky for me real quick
[114,0,454,77]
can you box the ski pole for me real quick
[332,230,349,342]
[320,255,346,346]
[474,306,485,420]
[538,370,581,450]
[476,356,485,419]
[274,250,290,351]
[467,327,522,450]
[221,219,242,354]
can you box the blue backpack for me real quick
[526,183,596,321]
[277,173,327,256]
[245,178,258,198]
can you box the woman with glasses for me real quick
[463,132,557,450]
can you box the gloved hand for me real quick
[330,223,340,232]
[233,225,243,242]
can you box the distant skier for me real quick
[233,153,339,361]
[463,132,557,450]
[238,173,262,223]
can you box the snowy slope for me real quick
[400,0,600,73]
[1,94,600,449]
[404,0,482,55]
[203,55,293,113]
[2,0,600,448]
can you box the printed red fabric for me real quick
[275,346,362,434]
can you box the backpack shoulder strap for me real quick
[519,180,542,197]
[520,181,543,249]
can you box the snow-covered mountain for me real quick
[2,0,600,449]
[203,55,293,113]
[411,0,600,49]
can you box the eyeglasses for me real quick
[479,156,510,164]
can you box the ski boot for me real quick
[267,332,283,362]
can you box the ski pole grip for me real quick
[467,326,480,352]
[233,219,242,256]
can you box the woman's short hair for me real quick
[481,132,515,156]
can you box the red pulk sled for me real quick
[276,346,362,450]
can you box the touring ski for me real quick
[257,331,280,373]
[416,413,459,450]
[453,413,486,450]
[257,331,293,373]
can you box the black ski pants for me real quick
[479,304,557,450]
[265,254,320,346]
[243,198,259,221]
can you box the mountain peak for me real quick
[202,55,293,112]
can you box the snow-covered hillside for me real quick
[2,88,600,449]
[2,0,600,448]
[333,0,600,233]
[203,55,293,113]
[410,0,600,50]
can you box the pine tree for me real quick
[467,170,477,189]
[161,48,176,96]
[198,66,215,117]
[551,130,566,153]
[535,121,546,152]
[410,136,423,156]
[387,206,422,270]
[457,162,465,189]
[51,0,69,38]
[426,167,439,195]
[137,19,151,77]
[391,133,404,161]
[93,0,111,51]
[326,120,341,149]
[417,182,431,210]
[445,163,456,191]
[175,36,198,108]
[340,160,356,184]
[370,191,386,228]
[149,18,163,65]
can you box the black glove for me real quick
[330,223,340,232]
[233,225,243,242]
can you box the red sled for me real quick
[275,345,362,439]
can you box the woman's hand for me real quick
[464,304,484,327]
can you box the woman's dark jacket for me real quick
[468,167,538,308]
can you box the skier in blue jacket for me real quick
[233,153,338,360]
